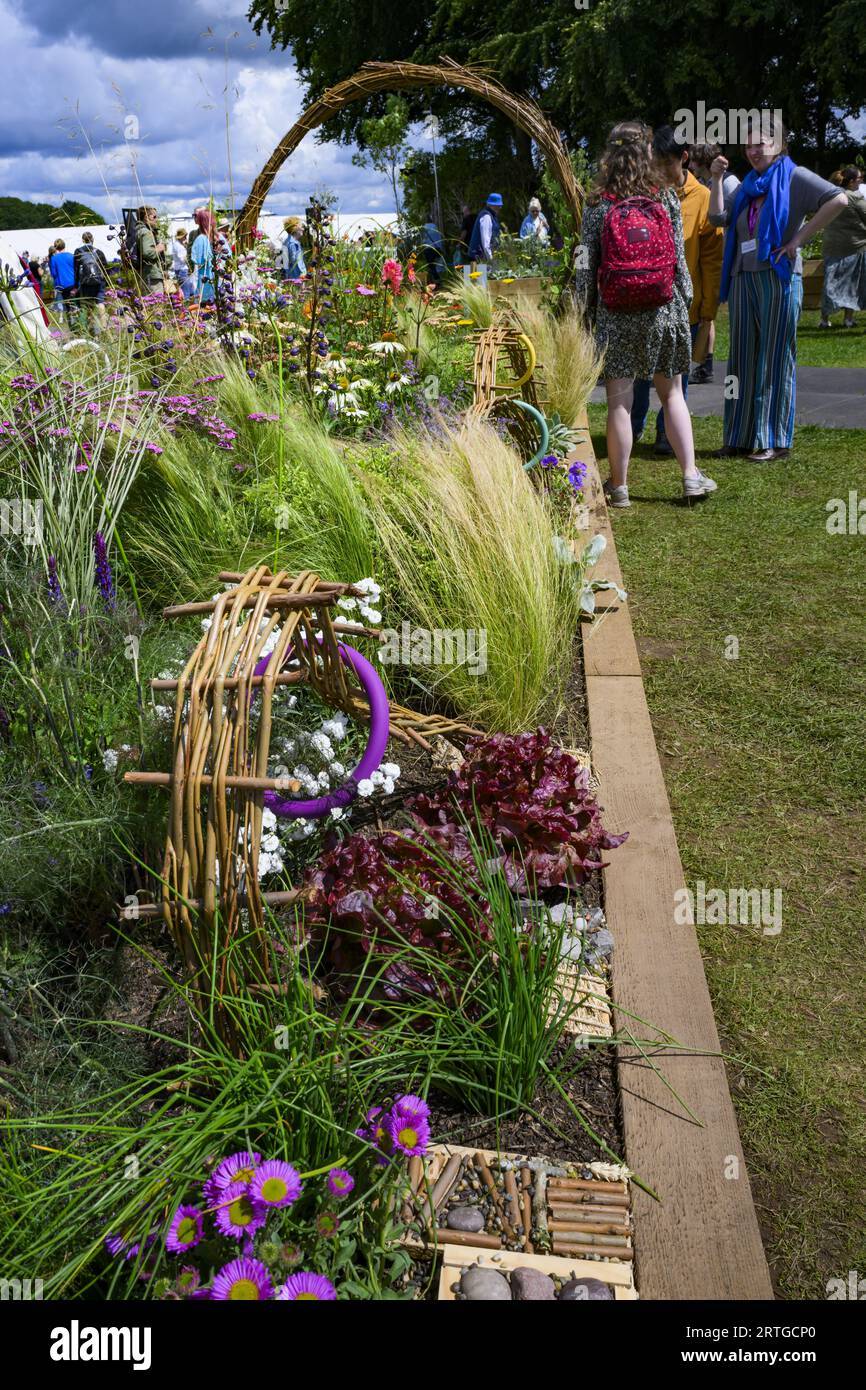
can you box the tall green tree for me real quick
[248,0,866,192]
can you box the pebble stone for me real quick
[558,1277,614,1301]
[459,1267,512,1301]
[446,1205,485,1233]
[511,1266,557,1301]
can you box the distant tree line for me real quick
[0,198,104,231]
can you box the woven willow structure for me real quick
[470,325,547,460]
[125,565,472,1038]
[236,57,583,246]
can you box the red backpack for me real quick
[598,195,676,311]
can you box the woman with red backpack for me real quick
[575,120,716,507]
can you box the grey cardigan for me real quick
[709,164,839,277]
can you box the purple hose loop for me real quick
[252,641,390,819]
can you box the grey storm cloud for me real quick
[9,0,278,63]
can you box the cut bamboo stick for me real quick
[118,889,301,921]
[125,771,303,792]
[552,1237,634,1261]
[549,1203,629,1221]
[428,1153,464,1217]
[553,1217,633,1239]
[503,1167,521,1241]
[474,1151,517,1243]
[520,1166,534,1254]
[163,592,337,618]
[428,1228,501,1251]
[151,671,307,691]
[548,1177,628,1195]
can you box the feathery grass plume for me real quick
[363,412,583,730]
[515,299,605,426]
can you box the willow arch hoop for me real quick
[237,57,583,247]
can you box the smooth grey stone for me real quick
[459,1266,512,1301]
[511,1266,556,1301]
[559,1277,614,1301]
[446,1205,485,1233]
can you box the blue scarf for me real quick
[719,155,796,303]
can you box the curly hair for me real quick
[588,121,659,204]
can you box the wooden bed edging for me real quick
[573,430,774,1300]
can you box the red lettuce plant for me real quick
[304,830,491,1000]
[409,728,627,891]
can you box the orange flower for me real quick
[301,301,312,319]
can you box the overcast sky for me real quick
[0,0,396,220]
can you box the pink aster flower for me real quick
[213,1181,268,1239]
[211,1256,274,1301]
[388,1111,430,1157]
[250,1159,302,1210]
[277,1271,337,1301]
[326,1168,354,1198]
[166,1204,204,1253]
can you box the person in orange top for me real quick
[632,125,724,453]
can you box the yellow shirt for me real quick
[677,171,724,324]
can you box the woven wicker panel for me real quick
[124,564,476,1040]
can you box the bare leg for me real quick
[605,378,634,488]
[653,373,699,478]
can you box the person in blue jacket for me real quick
[48,238,77,329]
[467,193,503,263]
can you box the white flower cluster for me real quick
[102,743,133,773]
[337,577,382,627]
[356,762,401,798]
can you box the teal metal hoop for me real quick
[510,399,550,469]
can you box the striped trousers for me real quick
[724,269,803,450]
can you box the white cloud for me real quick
[0,0,394,219]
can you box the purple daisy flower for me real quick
[166,1204,204,1253]
[208,1149,261,1195]
[104,1233,128,1258]
[392,1093,430,1123]
[211,1256,274,1301]
[277,1271,337,1301]
[388,1112,430,1157]
[213,1182,268,1239]
[250,1160,302,1210]
[326,1168,354,1198]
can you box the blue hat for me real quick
[486,193,503,207]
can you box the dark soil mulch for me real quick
[427,1042,623,1166]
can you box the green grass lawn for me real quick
[713,304,866,368]
[587,403,866,1299]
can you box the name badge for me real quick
[740,238,758,254]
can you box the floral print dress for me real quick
[575,189,693,381]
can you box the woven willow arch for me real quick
[237,57,583,246]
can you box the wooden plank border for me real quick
[572,428,774,1300]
